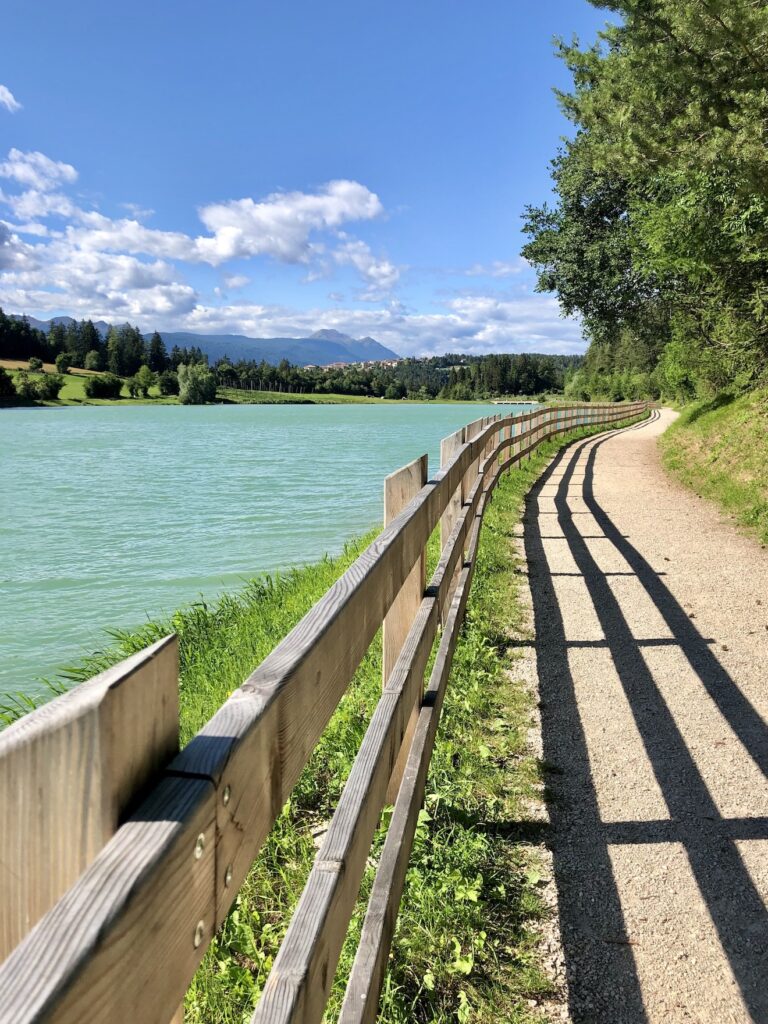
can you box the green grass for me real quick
[2,375,488,409]
[661,388,768,544]
[0,368,180,406]
[1,410,648,1022]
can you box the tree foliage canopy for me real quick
[522,0,768,401]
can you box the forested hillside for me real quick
[0,309,580,401]
[522,0,768,402]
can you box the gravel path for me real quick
[521,409,768,1024]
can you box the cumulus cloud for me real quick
[172,290,583,357]
[0,151,397,317]
[61,178,388,273]
[0,221,36,271]
[0,146,583,355]
[0,149,77,191]
[333,237,400,298]
[0,86,21,114]
[1,187,78,221]
[194,180,383,265]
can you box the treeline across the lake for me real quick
[438,353,580,400]
[522,0,768,402]
[0,307,582,403]
[0,308,217,404]
[0,309,206,376]
[216,352,580,400]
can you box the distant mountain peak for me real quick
[6,312,401,366]
[309,329,353,342]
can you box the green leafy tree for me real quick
[158,369,180,395]
[54,352,71,374]
[28,356,43,371]
[84,349,104,371]
[14,371,37,400]
[126,365,156,398]
[35,373,65,400]
[106,324,147,377]
[84,373,123,399]
[522,0,768,398]
[178,362,217,404]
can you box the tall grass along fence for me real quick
[0,401,649,1024]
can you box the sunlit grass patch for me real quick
[661,389,768,544]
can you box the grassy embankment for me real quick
[661,388,768,545]
[1,411,647,1022]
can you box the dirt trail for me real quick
[521,409,768,1023]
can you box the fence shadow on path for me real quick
[523,414,768,1023]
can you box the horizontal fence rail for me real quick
[0,401,650,1024]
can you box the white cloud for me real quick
[170,291,583,357]
[1,187,78,220]
[193,180,383,265]
[223,274,249,290]
[64,179,386,272]
[0,222,36,271]
[464,259,526,278]
[0,146,585,355]
[0,86,21,114]
[119,202,155,220]
[0,149,77,191]
[333,237,401,298]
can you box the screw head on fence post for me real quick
[194,833,205,860]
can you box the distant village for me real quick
[303,359,402,371]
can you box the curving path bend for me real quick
[522,409,768,1023]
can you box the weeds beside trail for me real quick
[661,388,768,545]
[5,412,648,1022]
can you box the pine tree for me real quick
[147,331,169,373]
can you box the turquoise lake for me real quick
[0,402,530,696]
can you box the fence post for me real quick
[440,426,465,552]
[0,636,180,966]
[461,417,485,503]
[383,454,428,802]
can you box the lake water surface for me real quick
[1,402,529,696]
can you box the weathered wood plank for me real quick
[247,437,508,1024]
[0,635,179,963]
[383,454,428,799]
[0,774,215,1024]
[338,511,487,1024]
[338,406,649,1022]
[439,426,464,552]
[194,414,507,927]
[252,599,439,1024]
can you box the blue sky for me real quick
[0,1,609,356]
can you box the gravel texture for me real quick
[517,409,768,1024]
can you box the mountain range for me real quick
[12,316,400,367]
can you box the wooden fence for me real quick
[0,401,650,1024]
